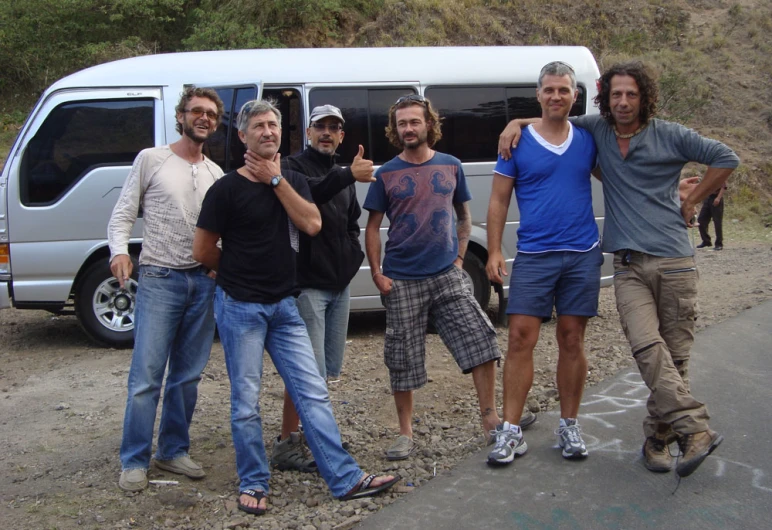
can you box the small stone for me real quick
[55,402,70,410]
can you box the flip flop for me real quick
[237,489,267,516]
[339,474,401,501]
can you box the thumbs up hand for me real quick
[350,144,375,183]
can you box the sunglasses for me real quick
[310,123,343,132]
[184,108,219,121]
[395,94,427,105]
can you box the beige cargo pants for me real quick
[613,251,710,439]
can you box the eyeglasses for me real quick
[310,123,343,132]
[395,94,427,105]
[184,108,219,121]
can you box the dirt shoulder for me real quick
[1,241,770,530]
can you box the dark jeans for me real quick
[698,194,723,246]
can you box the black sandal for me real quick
[238,489,267,515]
[338,474,400,501]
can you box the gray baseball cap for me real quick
[309,104,345,125]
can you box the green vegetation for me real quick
[0,0,770,221]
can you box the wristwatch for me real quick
[270,175,284,188]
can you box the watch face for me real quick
[271,176,280,187]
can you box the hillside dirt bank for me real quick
[1,242,770,530]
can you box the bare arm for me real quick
[498,118,540,160]
[681,167,734,226]
[192,228,221,272]
[453,201,472,269]
[272,178,322,236]
[365,210,392,295]
[714,185,725,205]
[485,174,515,285]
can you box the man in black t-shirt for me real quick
[193,100,397,516]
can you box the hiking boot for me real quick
[487,421,527,466]
[155,455,206,479]
[271,432,317,472]
[386,435,416,461]
[555,418,588,459]
[676,429,724,477]
[696,241,712,249]
[642,436,674,472]
[119,468,148,492]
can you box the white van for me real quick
[0,46,613,348]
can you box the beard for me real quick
[182,121,211,144]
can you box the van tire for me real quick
[75,256,138,349]
[462,252,491,310]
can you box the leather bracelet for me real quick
[457,254,464,261]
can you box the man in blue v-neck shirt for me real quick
[486,61,601,467]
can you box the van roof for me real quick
[48,46,600,92]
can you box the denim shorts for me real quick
[506,246,603,318]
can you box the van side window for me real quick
[205,86,257,171]
[309,87,414,165]
[263,88,304,158]
[20,99,154,206]
[426,85,586,162]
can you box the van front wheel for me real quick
[462,252,491,310]
[75,257,138,349]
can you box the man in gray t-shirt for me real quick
[499,61,738,479]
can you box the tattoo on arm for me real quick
[454,202,472,257]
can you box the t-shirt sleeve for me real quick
[363,170,387,212]
[453,160,472,203]
[196,179,227,235]
[493,152,517,179]
[286,171,313,202]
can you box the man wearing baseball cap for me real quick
[246,103,375,471]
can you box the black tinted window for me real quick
[206,86,258,171]
[309,87,413,165]
[21,99,154,206]
[427,85,587,162]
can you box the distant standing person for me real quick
[697,182,727,250]
[364,94,502,461]
[109,87,224,492]
[499,61,739,478]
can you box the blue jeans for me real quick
[214,288,363,497]
[120,265,216,471]
[295,286,350,379]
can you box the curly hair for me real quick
[385,96,443,149]
[595,61,659,126]
[174,86,225,134]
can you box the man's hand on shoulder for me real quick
[498,119,535,160]
[350,144,375,183]
[245,150,282,185]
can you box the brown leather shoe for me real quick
[642,436,674,472]
[676,429,724,477]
